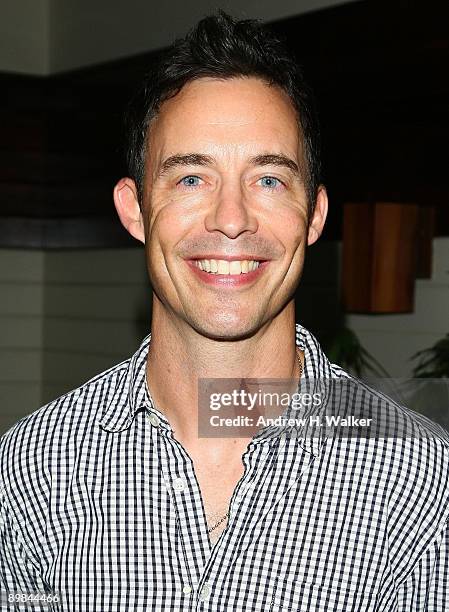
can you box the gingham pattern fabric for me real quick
[1,323,448,611]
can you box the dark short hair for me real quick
[125,10,322,217]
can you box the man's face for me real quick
[139,76,325,339]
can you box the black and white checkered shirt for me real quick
[1,324,448,611]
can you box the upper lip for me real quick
[187,255,268,262]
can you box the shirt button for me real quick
[147,412,160,427]
[182,585,192,595]
[199,582,211,601]
[172,477,186,492]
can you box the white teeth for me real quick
[217,260,229,274]
[195,259,261,275]
[229,261,241,275]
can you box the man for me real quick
[1,11,448,612]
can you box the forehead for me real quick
[147,77,301,161]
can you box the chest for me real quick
[193,460,246,543]
[37,427,395,611]
[194,457,245,511]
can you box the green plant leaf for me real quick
[410,333,449,378]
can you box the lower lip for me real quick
[186,260,269,286]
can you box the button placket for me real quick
[233,442,268,505]
[159,436,212,597]
[147,412,160,427]
[198,582,211,602]
[145,403,174,434]
[172,476,187,492]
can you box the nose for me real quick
[204,182,258,239]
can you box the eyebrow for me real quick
[156,152,301,178]
[157,154,214,176]
[249,154,300,177]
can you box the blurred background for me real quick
[1,0,448,434]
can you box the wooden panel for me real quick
[342,203,374,312]
[342,202,419,313]
[372,203,419,312]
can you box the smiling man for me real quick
[1,11,448,612]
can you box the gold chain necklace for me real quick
[207,511,230,533]
[207,346,304,534]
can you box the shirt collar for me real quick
[99,323,340,456]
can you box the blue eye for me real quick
[180,175,201,187]
[259,176,282,189]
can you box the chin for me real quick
[188,311,263,341]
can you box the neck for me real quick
[145,298,303,453]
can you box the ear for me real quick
[113,178,145,244]
[307,185,328,246]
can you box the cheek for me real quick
[146,203,200,269]
[270,208,307,253]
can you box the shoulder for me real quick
[329,362,449,447]
[327,364,449,531]
[0,357,131,496]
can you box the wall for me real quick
[0,247,150,435]
[0,0,49,74]
[1,237,448,435]
[0,0,359,75]
[300,238,449,377]
[346,238,449,377]
[0,250,44,433]
[48,0,359,74]
[41,248,151,402]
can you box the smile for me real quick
[186,256,269,286]
[194,259,260,275]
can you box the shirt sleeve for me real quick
[0,487,47,611]
[396,519,449,610]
